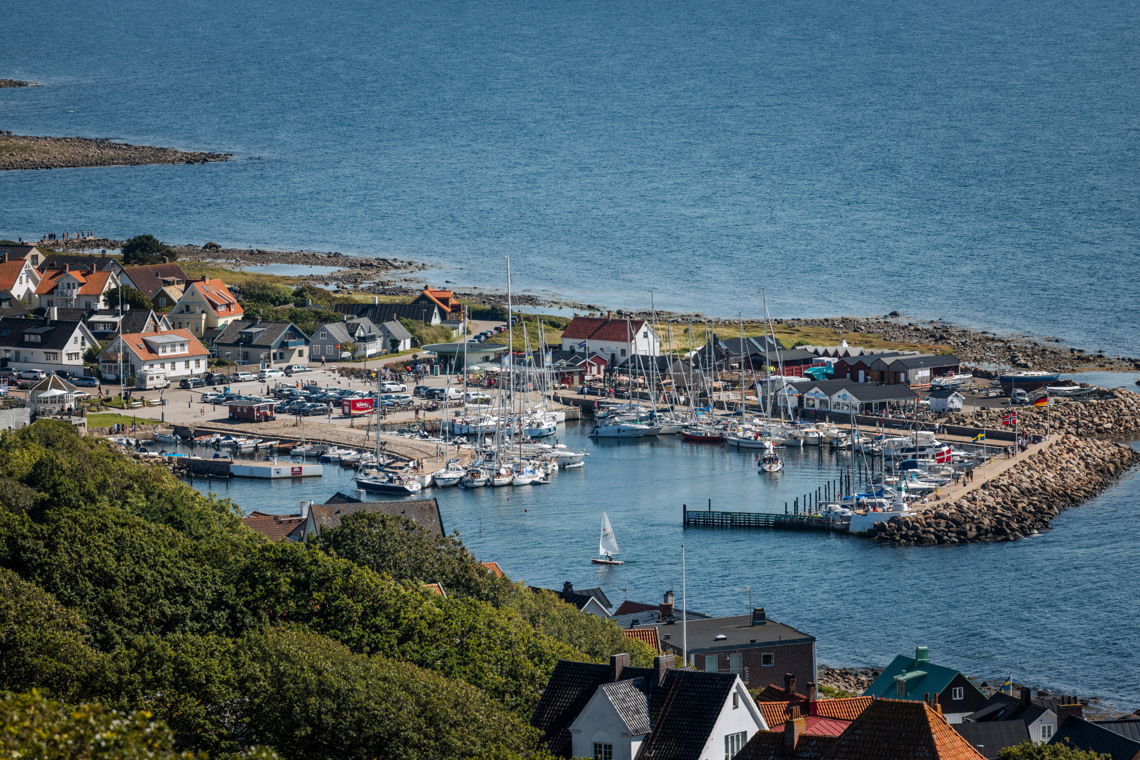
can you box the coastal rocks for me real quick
[0,133,230,171]
[949,388,1140,439]
[818,665,880,695]
[0,79,36,88]
[872,435,1140,546]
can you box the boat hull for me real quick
[591,558,624,565]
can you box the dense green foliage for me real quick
[999,742,1110,760]
[122,235,177,265]
[105,285,152,311]
[399,317,454,347]
[0,421,646,758]
[233,282,338,336]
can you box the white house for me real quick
[0,317,96,376]
[560,316,660,365]
[0,255,42,309]
[534,654,766,760]
[35,267,119,311]
[99,329,210,381]
[927,389,966,413]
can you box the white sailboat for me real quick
[592,512,623,565]
[757,441,783,473]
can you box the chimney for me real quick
[1021,686,1032,705]
[299,500,311,519]
[806,682,818,708]
[783,715,805,751]
[751,607,767,626]
[1056,701,1083,726]
[47,306,58,321]
[915,646,930,664]
[660,589,675,620]
[654,654,675,685]
[563,581,574,596]
[784,673,797,696]
[610,653,630,682]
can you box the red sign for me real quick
[341,398,375,416]
[291,466,302,476]
[1002,412,1017,426]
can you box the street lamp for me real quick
[160,390,165,423]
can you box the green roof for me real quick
[863,650,962,701]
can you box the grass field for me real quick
[87,412,148,429]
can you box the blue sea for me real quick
[2,0,1138,354]
[4,0,1140,708]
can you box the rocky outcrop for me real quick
[948,388,1140,438]
[0,133,230,171]
[872,435,1140,546]
[818,665,880,695]
[0,79,36,88]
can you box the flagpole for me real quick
[681,543,687,668]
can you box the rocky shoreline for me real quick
[0,133,230,171]
[947,387,1140,439]
[872,433,1140,546]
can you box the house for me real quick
[212,319,310,367]
[26,374,84,417]
[0,317,96,376]
[169,278,244,337]
[624,627,662,653]
[481,561,507,578]
[86,309,172,341]
[747,348,818,377]
[828,382,919,415]
[737,697,986,760]
[1096,720,1140,743]
[532,653,767,760]
[332,301,443,327]
[305,492,444,539]
[757,692,873,734]
[561,315,660,364]
[537,581,613,617]
[548,349,608,385]
[413,286,463,319]
[98,330,210,381]
[120,263,189,306]
[378,319,413,353]
[40,252,120,275]
[659,607,817,692]
[1049,717,1140,760]
[954,721,1031,759]
[611,590,712,630]
[962,688,1058,745]
[0,244,46,269]
[0,253,42,308]
[36,267,119,310]
[241,511,307,542]
[871,354,961,386]
[927,389,966,413]
[863,647,987,723]
[310,316,385,361]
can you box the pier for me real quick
[682,502,848,533]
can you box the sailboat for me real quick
[591,512,624,565]
[757,440,783,473]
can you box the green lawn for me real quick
[87,413,150,429]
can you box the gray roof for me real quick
[333,301,441,325]
[379,319,412,341]
[214,319,309,348]
[881,354,960,370]
[600,678,651,735]
[841,383,920,402]
[316,321,352,343]
[665,613,814,652]
[0,317,87,351]
[1050,717,1140,760]
[954,721,1030,760]
[1097,720,1140,743]
[319,492,444,537]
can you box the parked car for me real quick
[283,364,311,375]
[234,372,257,382]
[380,381,407,393]
[16,369,45,381]
[204,372,227,386]
[300,402,331,416]
[259,368,284,380]
[180,377,206,389]
[71,376,100,387]
[0,368,13,379]
[413,384,431,397]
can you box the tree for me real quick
[238,282,293,307]
[121,235,176,266]
[105,286,152,311]
[999,742,1110,760]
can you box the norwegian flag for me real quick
[1002,411,1017,426]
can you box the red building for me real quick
[227,400,276,422]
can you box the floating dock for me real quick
[682,503,847,533]
[230,461,324,479]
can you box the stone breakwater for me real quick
[0,133,230,171]
[950,388,1140,439]
[872,435,1140,546]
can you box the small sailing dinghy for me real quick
[592,512,624,565]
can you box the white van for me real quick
[136,370,170,390]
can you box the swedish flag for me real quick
[973,432,986,442]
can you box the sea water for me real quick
[1,0,1138,354]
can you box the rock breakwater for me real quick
[950,388,1140,438]
[0,133,230,171]
[872,435,1140,546]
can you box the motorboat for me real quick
[681,425,725,443]
[354,471,423,495]
[431,459,465,488]
[459,467,488,488]
[589,417,660,438]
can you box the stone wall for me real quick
[872,435,1140,545]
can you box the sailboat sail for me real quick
[599,512,620,557]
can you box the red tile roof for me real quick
[481,561,506,578]
[761,698,874,735]
[117,330,209,362]
[35,269,69,295]
[825,698,985,760]
[187,278,243,316]
[614,600,661,615]
[418,287,461,313]
[0,260,29,292]
[422,582,446,596]
[814,697,874,722]
[562,316,647,343]
[623,627,661,652]
[242,511,305,541]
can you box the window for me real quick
[761,653,774,667]
[951,687,964,701]
[725,731,747,759]
[729,654,743,676]
[704,654,718,672]
[592,743,613,760]
[732,692,739,709]
[1041,724,1053,740]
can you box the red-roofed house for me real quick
[36,267,119,310]
[623,627,662,653]
[560,315,659,365]
[98,329,210,382]
[169,278,244,337]
[0,256,41,309]
[242,511,307,542]
[482,561,507,578]
[414,286,463,319]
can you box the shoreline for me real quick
[42,237,1139,370]
[0,132,230,171]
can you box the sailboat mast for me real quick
[681,543,688,666]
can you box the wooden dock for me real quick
[682,503,847,533]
